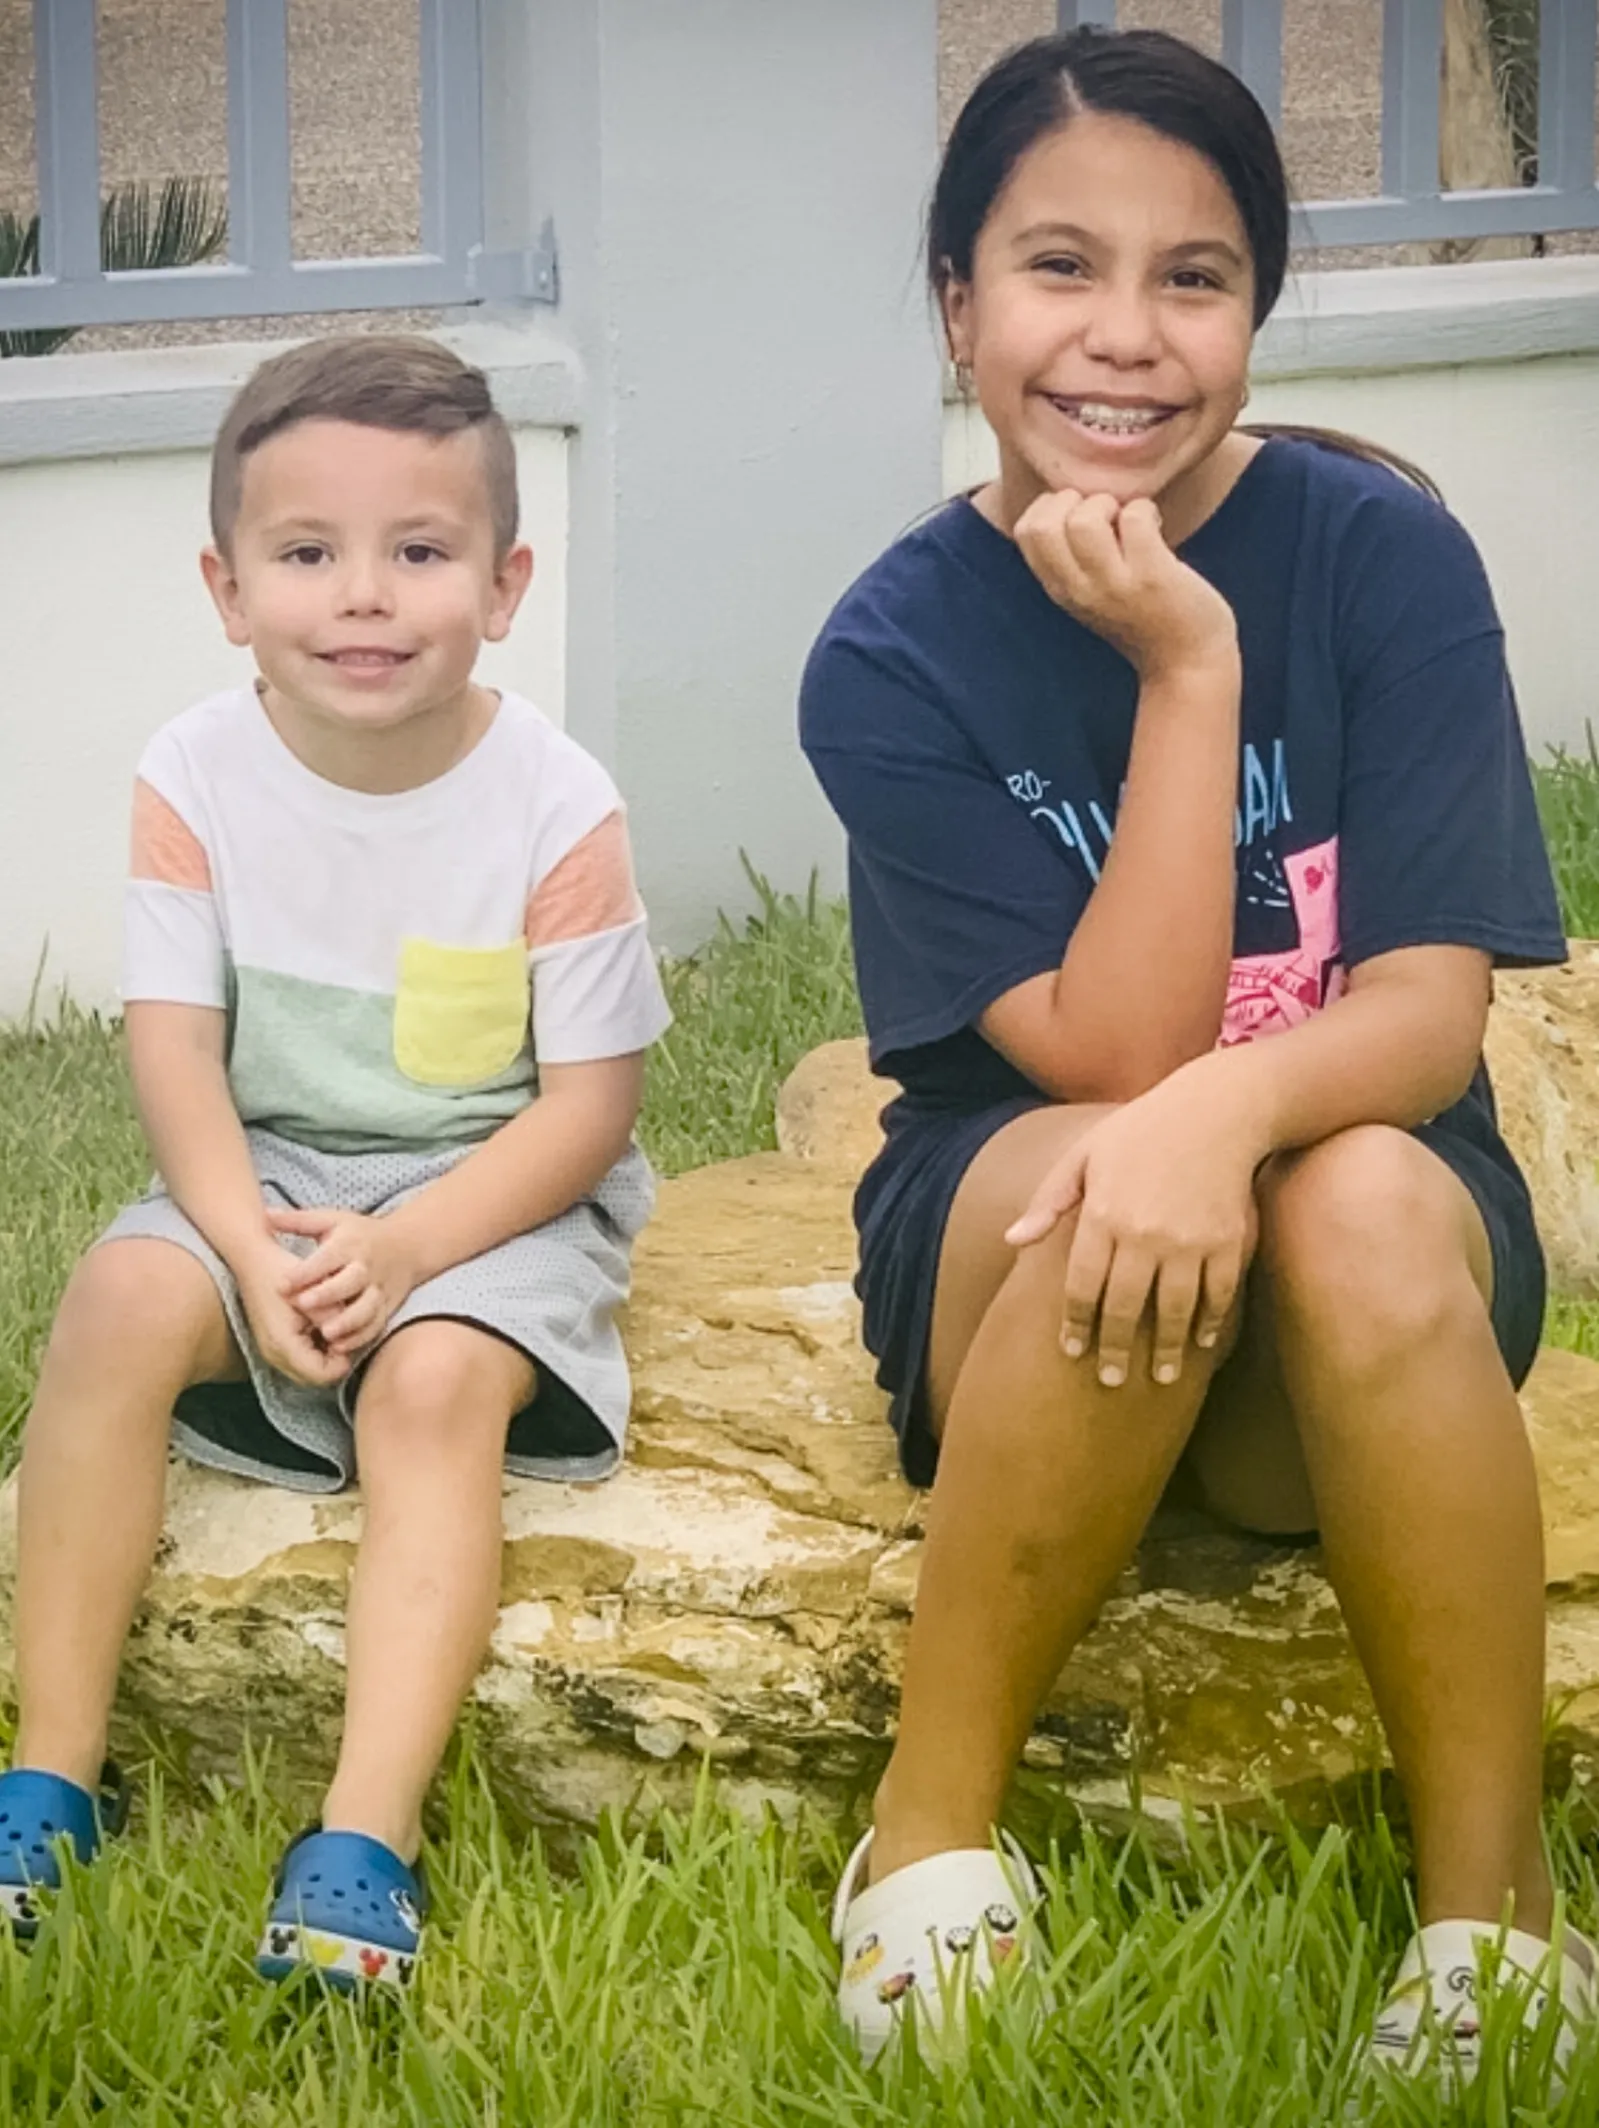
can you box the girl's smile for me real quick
[942,111,1258,540]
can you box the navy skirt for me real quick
[855,1081,1548,1490]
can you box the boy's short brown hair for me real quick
[210,333,518,558]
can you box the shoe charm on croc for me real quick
[1369,1919,1598,2090]
[0,1761,128,1941]
[256,1827,428,1992]
[830,1827,1041,2062]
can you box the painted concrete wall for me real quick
[506,0,945,951]
[0,427,568,1019]
[944,348,1599,760]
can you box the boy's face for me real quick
[201,418,531,735]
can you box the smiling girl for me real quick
[801,27,1588,2079]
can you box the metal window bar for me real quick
[1055,0,1599,249]
[0,0,555,335]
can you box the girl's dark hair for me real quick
[930,28,1440,498]
[929,28,1288,329]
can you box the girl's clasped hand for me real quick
[1006,1059,1264,1387]
[1006,487,1260,1388]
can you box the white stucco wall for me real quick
[0,422,569,1019]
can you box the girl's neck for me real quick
[977,428,1263,551]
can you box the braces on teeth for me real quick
[1070,403,1164,432]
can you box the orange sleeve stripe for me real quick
[130,779,212,891]
[524,810,643,948]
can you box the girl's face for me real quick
[943,112,1257,535]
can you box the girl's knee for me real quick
[1258,1126,1487,1370]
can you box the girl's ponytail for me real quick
[1239,424,1442,502]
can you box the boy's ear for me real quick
[484,541,534,644]
[200,546,253,648]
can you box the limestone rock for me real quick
[773,1041,885,1175]
[780,957,1599,1297]
[1486,947,1599,1298]
[4,1144,1599,1833]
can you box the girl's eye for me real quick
[400,542,445,564]
[1034,254,1086,279]
[1170,269,1224,292]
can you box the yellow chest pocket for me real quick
[393,937,531,1087]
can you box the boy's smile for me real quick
[201,418,532,791]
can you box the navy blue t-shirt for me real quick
[800,436,1564,1127]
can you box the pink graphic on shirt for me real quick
[1220,836,1346,1047]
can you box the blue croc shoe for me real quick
[0,1761,129,1940]
[257,1828,427,1991]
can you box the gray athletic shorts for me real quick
[97,1127,655,1492]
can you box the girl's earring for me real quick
[954,359,974,400]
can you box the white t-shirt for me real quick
[123,688,671,1154]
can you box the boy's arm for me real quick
[124,1000,274,1268]
[123,1000,348,1384]
[276,1053,646,1352]
[390,1052,645,1278]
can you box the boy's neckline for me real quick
[249,679,507,799]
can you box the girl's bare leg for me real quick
[1234,1127,1550,1934]
[14,1240,243,1788]
[319,1320,529,1862]
[873,1107,1550,1939]
[869,1105,1236,1880]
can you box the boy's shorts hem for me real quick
[96,1127,652,1494]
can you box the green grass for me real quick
[2,1745,1598,2125]
[1536,740,1599,940]
[5,791,1599,2122]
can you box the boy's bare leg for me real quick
[869,1105,1235,1881]
[320,1320,528,1862]
[14,1240,243,1789]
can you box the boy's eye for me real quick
[400,541,446,564]
[284,544,327,565]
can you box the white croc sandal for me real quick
[830,1827,1041,2064]
[1369,1918,1598,2089]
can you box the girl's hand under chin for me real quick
[1015,488,1238,682]
[1005,1057,1269,1390]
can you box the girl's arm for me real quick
[1189,941,1491,1157]
[1007,943,1491,1390]
[123,1000,348,1384]
[977,489,1243,1103]
[273,1054,645,1353]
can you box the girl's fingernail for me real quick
[1063,1336,1085,1359]
[1155,1363,1178,1385]
[1099,1364,1125,1388]
[1197,1328,1218,1348]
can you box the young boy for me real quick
[0,334,670,1987]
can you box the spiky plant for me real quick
[0,174,228,358]
[1482,0,1540,184]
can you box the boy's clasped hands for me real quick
[237,1206,420,1386]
